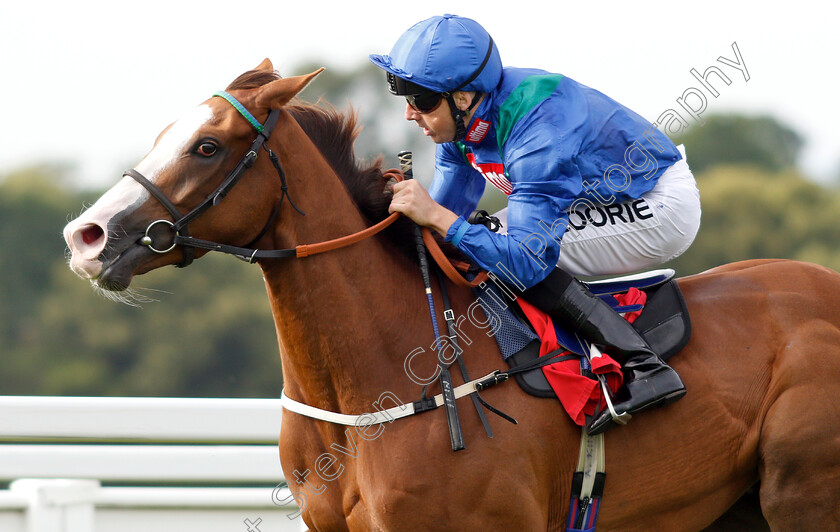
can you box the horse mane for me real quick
[227,70,415,253]
[285,103,391,224]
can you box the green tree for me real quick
[0,168,281,397]
[666,165,840,275]
[674,114,804,175]
[0,165,85,345]
[18,255,282,397]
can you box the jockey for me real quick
[370,14,701,434]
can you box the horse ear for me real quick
[254,68,325,110]
[255,58,274,72]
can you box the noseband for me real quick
[126,91,302,267]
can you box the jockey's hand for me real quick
[389,179,458,237]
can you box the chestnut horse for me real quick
[63,60,840,531]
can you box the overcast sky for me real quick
[1,1,836,188]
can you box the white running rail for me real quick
[0,396,305,532]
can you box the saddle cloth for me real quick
[474,269,692,425]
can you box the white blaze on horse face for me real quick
[135,104,215,181]
[63,104,216,279]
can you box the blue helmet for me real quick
[369,14,502,95]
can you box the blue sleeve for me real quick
[428,143,486,219]
[445,121,583,289]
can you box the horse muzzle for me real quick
[64,220,107,280]
[64,213,160,291]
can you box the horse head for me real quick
[63,60,323,292]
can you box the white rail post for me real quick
[10,479,100,532]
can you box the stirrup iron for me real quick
[590,344,631,426]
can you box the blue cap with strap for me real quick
[369,14,502,95]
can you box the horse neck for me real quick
[258,111,432,412]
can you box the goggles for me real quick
[406,92,445,113]
[387,72,445,113]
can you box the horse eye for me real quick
[197,142,217,157]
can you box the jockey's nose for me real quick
[405,102,421,121]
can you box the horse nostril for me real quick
[81,225,105,245]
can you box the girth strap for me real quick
[568,429,606,531]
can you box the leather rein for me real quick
[127,91,487,287]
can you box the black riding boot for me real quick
[522,269,686,435]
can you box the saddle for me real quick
[504,269,692,398]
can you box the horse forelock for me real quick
[226,69,284,90]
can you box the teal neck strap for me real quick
[212,91,265,133]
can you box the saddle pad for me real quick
[507,279,691,398]
[471,281,540,360]
[631,279,692,360]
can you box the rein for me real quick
[128,91,482,289]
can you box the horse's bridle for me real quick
[126,90,487,289]
[126,91,306,267]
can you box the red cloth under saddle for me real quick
[516,288,647,426]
